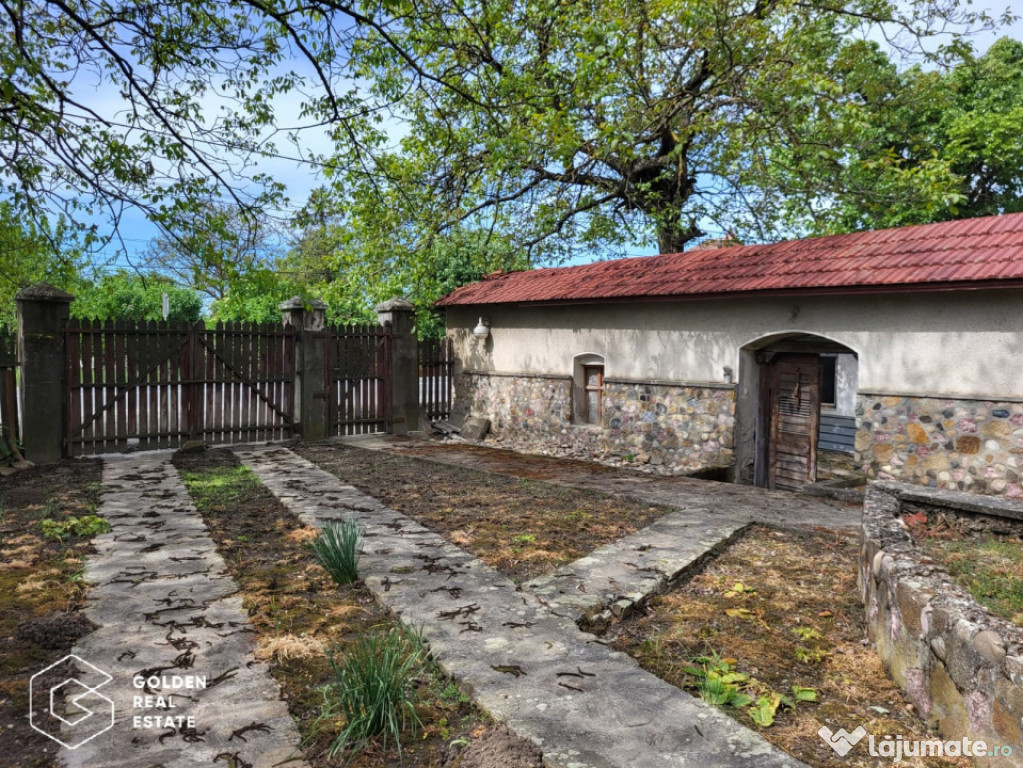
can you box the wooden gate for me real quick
[764,353,820,491]
[325,324,391,436]
[419,337,454,422]
[65,320,295,455]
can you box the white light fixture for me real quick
[473,316,490,341]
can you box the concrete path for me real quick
[238,445,807,768]
[522,513,747,626]
[377,438,861,530]
[63,453,306,768]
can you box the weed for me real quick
[40,514,110,543]
[310,518,363,586]
[513,533,537,544]
[791,626,822,643]
[681,653,752,709]
[316,626,427,762]
[438,682,469,704]
[794,646,830,664]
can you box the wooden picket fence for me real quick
[419,337,454,421]
[64,320,296,455]
[325,323,392,436]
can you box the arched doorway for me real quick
[735,333,859,491]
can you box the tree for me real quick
[0,1,407,254]
[324,0,1004,255]
[766,36,1023,234]
[0,203,83,326]
[141,202,286,303]
[72,271,202,322]
[288,186,526,336]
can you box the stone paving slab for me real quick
[523,514,747,625]
[239,445,807,768]
[373,438,861,530]
[61,453,307,768]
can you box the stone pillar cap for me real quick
[279,296,328,311]
[375,298,415,312]
[15,282,74,302]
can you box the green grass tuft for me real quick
[310,518,363,585]
[317,626,427,762]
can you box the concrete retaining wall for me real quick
[860,483,1023,766]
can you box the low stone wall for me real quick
[856,395,1023,498]
[860,482,1023,766]
[453,371,735,473]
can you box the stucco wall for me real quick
[447,289,1023,400]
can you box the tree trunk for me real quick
[656,221,700,254]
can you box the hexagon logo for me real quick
[30,654,115,749]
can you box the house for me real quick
[436,212,1023,497]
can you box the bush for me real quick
[310,518,362,585]
[318,626,427,761]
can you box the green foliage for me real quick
[326,0,1000,255]
[40,515,110,542]
[310,519,363,586]
[681,654,752,709]
[682,652,818,728]
[72,271,201,322]
[773,36,1023,234]
[0,203,84,326]
[317,626,427,762]
[286,218,525,338]
[0,2,397,261]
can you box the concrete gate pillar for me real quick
[376,298,419,436]
[16,283,74,464]
[279,297,329,441]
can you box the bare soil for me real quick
[0,459,103,768]
[295,443,671,582]
[173,448,543,768]
[606,525,971,768]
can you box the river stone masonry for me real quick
[455,372,735,474]
[859,482,1023,767]
[856,395,1023,498]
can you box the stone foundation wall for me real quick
[454,372,735,473]
[860,483,1023,767]
[856,395,1023,498]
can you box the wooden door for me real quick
[766,354,820,491]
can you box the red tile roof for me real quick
[436,213,1023,306]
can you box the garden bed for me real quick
[606,525,969,768]
[911,523,1023,628]
[0,459,103,768]
[295,443,671,582]
[172,449,503,768]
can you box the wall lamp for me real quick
[472,316,491,341]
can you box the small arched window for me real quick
[573,353,605,425]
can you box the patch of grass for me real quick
[609,526,972,767]
[917,533,1023,626]
[317,626,427,763]
[310,519,363,586]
